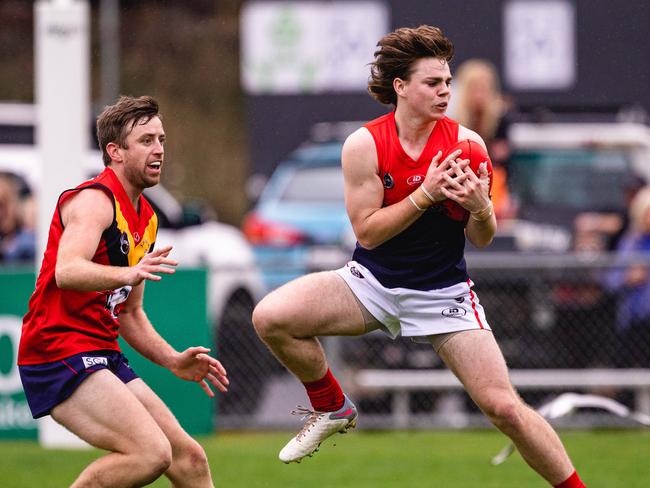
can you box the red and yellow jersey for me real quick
[352,112,469,291]
[18,167,158,365]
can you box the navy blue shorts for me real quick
[18,350,139,419]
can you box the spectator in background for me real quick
[574,173,646,253]
[0,172,35,264]
[450,59,516,219]
[605,186,650,367]
[555,174,647,371]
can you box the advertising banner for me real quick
[242,1,389,94]
[0,268,212,440]
[0,270,38,439]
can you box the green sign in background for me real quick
[0,269,39,439]
[120,268,214,435]
[0,268,214,440]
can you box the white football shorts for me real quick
[335,260,491,341]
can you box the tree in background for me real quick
[0,0,249,225]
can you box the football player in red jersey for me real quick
[252,25,585,488]
[18,96,227,488]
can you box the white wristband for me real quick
[470,201,494,221]
[420,185,435,203]
[409,194,426,212]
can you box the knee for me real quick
[141,437,173,480]
[479,394,526,432]
[252,298,283,340]
[172,440,211,480]
[186,442,210,475]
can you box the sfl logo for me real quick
[82,356,109,369]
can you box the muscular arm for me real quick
[55,188,176,291]
[453,127,497,248]
[343,128,457,249]
[119,282,228,396]
[118,282,176,367]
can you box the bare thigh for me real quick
[51,370,166,452]
[437,329,517,402]
[126,378,196,454]
[255,271,368,337]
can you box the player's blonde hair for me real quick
[452,59,504,141]
[368,25,454,106]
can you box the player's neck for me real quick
[394,107,437,146]
[112,168,142,210]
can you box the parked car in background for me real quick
[243,141,354,291]
[501,121,650,252]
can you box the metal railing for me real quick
[216,252,650,430]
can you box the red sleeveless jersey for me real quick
[18,167,158,365]
[365,111,460,206]
[352,112,469,290]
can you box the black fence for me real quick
[215,253,650,429]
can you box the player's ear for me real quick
[106,142,122,163]
[393,77,406,98]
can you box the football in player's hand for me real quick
[440,139,493,222]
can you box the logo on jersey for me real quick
[383,173,394,189]
[105,285,133,318]
[442,307,466,318]
[120,232,130,255]
[454,297,465,303]
[406,174,424,186]
[82,356,108,369]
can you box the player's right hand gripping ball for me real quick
[440,139,493,222]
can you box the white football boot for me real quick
[279,395,358,463]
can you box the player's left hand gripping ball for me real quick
[440,139,493,221]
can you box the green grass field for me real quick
[1,429,649,487]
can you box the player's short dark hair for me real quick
[96,95,161,166]
[368,25,454,106]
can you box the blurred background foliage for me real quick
[0,0,249,225]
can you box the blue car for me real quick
[243,142,354,291]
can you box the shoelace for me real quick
[290,406,326,441]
